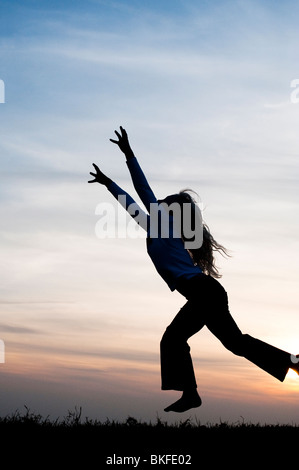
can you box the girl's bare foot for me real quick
[164,389,202,413]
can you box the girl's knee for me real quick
[160,326,176,347]
[160,326,189,350]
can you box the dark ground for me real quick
[1,408,297,467]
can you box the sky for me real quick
[0,0,299,425]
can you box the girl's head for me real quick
[159,190,229,278]
[158,189,202,247]
[158,190,195,207]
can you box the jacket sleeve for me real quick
[126,157,157,213]
[107,181,149,231]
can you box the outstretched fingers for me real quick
[111,129,121,141]
[120,126,127,136]
[88,173,96,183]
[88,163,99,183]
[110,126,127,145]
[92,163,100,171]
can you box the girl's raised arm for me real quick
[110,126,157,212]
[88,163,148,231]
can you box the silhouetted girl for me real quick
[89,127,299,413]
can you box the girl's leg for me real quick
[161,274,295,413]
[160,300,205,391]
[203,276,291,382]
[160,299,204,412]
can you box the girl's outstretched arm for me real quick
[88,163,148,231]
[110,126,157,212]
[110,126,135,161]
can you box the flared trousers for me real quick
[160,274,291,391]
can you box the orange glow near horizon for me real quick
[3,339,299,411]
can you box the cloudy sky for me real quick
[1,0,299,424]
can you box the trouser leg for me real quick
[240,335,290,382]
[203,277,290,382]
[161,274,291,392]
[160,300,205,391]
[160,275,245,391]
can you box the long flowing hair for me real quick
[177,190,230,278]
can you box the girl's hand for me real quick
[88,163,111,185]
[110,126,134,159]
